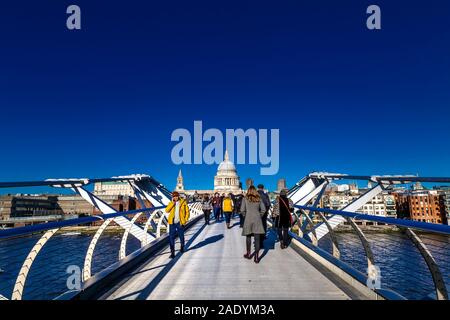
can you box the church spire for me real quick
[224,149,229,161]
[176,169,184,191]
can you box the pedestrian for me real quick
[212,192,222,222]
[220,193,225,220]
[222,193,234,229]
[241,185,266,264]
[165,191,190,258]
[272,189,294,249]
[230,193,237,218]
[202,194,212,225]
[234,192,244,227]
[257,184,271,247]
[193,191,199,202]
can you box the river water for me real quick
[318,230,450,299]
[0,228,449,300]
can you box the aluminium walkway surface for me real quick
[102,216,357,300]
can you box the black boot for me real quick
[243,251,251,259]
[170,250,175,259]
[254,251,260,264]
[180,246,185,253]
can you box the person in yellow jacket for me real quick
[165,191,190,258]
[222,193,234,229]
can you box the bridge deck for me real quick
[103,216,356,300]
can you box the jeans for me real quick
[213,207,221,221]
[246,234,261,253]
[224,211,232,224]
[169,222,185,253]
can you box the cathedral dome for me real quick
[217,150,237,172]
[214,150,241,192]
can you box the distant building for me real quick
[0,195,64,227]
[175,169,184,192]
[214,150,241,193]
[0,193,142,228]
[94,181,135,197]
[57,195,95,216]
[349,183,359,194]
[384,194,397,217]
[443,191,450,225]
[358,193,395,217]
[413,181,424,191]
[91,195,137,215]
[326,193,357,210]
[326,183,339,193]
[393,191,410,219]
[277,178,287,192]
[393,190,447,224]
[175,151,243,197]
[337,184,350,192]
[323,188,396,218]
[0,194,63,218]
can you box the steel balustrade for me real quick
[0,204,204,300]
[284,172,450,300]
[291,205,450,300]
[0,175,203,300]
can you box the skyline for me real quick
[1,0,450,193]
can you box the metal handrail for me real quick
[0,201,203,300]
[307,173,450,184]
[295,205,450,235]
[0,175,165,189]
[293,204,450,300]
[0,206,166,240]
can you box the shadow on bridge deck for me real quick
[101,216,363,300]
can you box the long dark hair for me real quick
[245,185,261,203]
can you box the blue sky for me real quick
[0,0,449,193]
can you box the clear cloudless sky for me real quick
[0,0,449,193]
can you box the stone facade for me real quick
[214,151,241,193]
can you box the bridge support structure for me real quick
[0,174,202,300]
[288,172,450,300]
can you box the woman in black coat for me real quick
[272,189,294,249]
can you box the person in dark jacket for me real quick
[241,186,266,263]
[272,189,294,249]
[201,195,213,225]
[230,193,237,218]
[211,193,222,222]
[234,193,244,227]
[257,184,271,247]
[220,193,225,220]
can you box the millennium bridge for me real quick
[0,173,449,300]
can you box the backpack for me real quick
[223,198,233,212]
